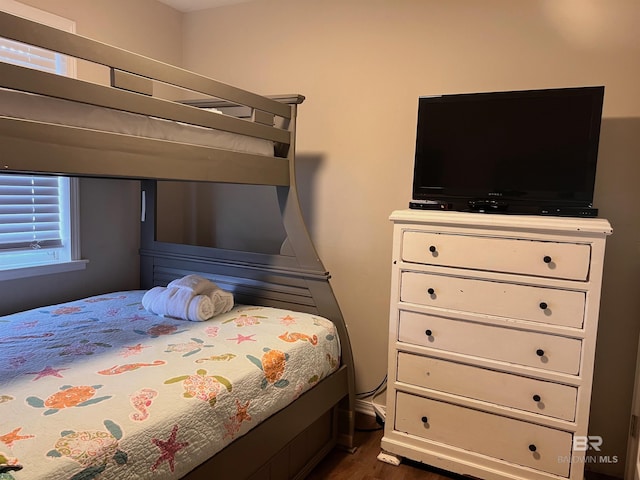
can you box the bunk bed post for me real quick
[276,102,356,452]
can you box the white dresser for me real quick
[380,210,612,480]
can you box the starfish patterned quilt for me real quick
[0,291,340,479]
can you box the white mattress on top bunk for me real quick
[0,88,274,156]
[0,290,340,479]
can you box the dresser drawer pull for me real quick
[425,329,433,337]
[543,255,553,264]
[539,302,548,310]
[533,394,542,402]
[529,444,537,452]
[421,416,429,424]
[427,288,435,295]
[429,245,437,253]
[536,349,545,357]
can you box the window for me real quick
[0,0,84,280]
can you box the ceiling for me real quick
[157,0,254,12]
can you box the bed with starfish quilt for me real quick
[0,290,340,480]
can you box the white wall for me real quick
[180,0,640,476]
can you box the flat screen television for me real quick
[410,86,605,217]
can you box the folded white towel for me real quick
[167,274,234,316]
[142,286,164,313]
[163,287,194,320]
[142,273,235,321]
[142,286,189,319]
[142,286,215,322]
[167,274,213,294]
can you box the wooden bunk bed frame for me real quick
[0,11,355,480]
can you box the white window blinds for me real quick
[0,175,63,251]
[0,37,67,73]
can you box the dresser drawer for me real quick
[398,310,582,374]
[397,352,577,421]
[402,231,591,281]
[401,271,585,328]
[395,392,572,477]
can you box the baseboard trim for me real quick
[355,399,376,417]
[357,398,387,416]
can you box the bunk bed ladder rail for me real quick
[0,11,291,185]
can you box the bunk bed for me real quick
[0,10,355,480]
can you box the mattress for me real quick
[0,291,340,479]
[0,88,274,156]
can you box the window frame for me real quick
[0,0,86,280]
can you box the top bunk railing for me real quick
[0,11,301,185]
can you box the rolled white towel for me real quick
[142,286,216,321]
[169,274,234,316]
[210,288,234,316]
[186,294,215,322]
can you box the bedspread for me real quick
[0,291,340,479]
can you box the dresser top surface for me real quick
[390,209,612,236]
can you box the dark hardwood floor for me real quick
[307,415,461,480]
[307,414,621,480]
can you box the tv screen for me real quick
[411,86,605,216]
